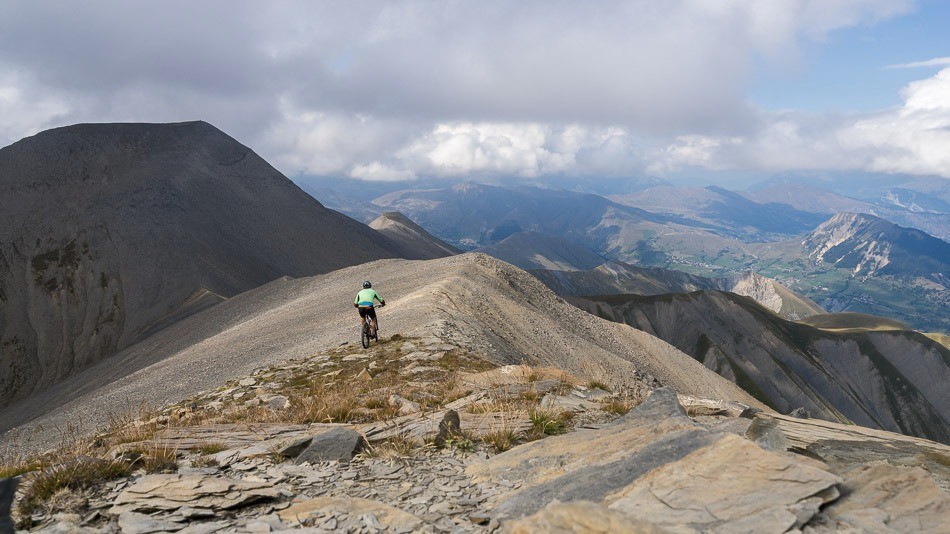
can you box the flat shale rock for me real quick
[505,500,678,534]
[117,511,184,534]
[820,464,950,532]
[471,387,842,532]
[111,474,280,514]
[467,387,701,492]
[277,496,427,532]
[608,433,841,532]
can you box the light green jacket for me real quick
[355,288,384,307]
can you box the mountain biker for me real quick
[354,281,385,335]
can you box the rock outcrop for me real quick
[469,387,950,532]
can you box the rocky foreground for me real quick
[3,335,949,533]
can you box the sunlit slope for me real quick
[0,253,764,451]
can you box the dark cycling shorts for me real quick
[358,307,377,320]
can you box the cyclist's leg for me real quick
[369,308,378,334]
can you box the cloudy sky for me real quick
[1,0,949,184]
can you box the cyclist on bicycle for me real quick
[354,281,385,335]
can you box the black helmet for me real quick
[362,280,372,289]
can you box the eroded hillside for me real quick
[571,290,950,443]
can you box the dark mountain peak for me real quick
[0,121,404,407]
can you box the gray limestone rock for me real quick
[295,427,366,464]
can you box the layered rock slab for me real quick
[111,474,279,514]
[469,387,841,531]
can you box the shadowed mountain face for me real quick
[532,261,825,320]
[571,291,950,443]
[0,121,405,406]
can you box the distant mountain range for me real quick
[532,261,824,320]
[0,122,443,407]
[747,183,949,241]
[571,290,950,442]
[610,185,828,240]
[323,180,946,332]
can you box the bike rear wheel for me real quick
[361,324,371,348]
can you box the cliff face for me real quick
[0,121,403,406]
[802,212,950,282]
[571,291,950,443]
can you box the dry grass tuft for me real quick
[601,398,634,416]
[528,409,570,438]
[16,457,133,528]
[481,429,518,453]
[362,435,418,459]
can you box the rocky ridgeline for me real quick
[4,336,949,533]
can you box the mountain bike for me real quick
[360,306,380,349]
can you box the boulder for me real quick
[434,410,461,448]
[294,426,366,464]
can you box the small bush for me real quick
[443,432,475,453]
[587,380,612,392]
